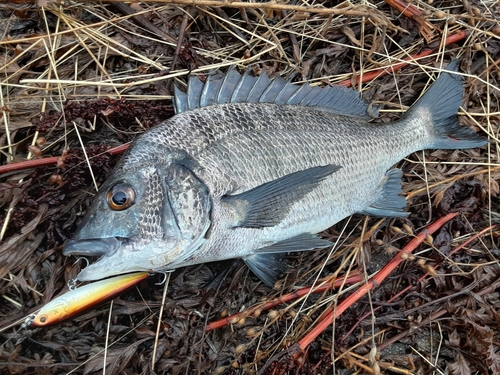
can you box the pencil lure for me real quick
[31,272,149,327]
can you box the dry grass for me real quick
[0,0,499,374]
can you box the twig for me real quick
[214,7,249,43]
[206,273,363,331]
[73,122,98,191]
[280,10,300,63]
[152,272,171,370]
[77,0,392,19]
[0,144,130,175]
[384,0,437,42]
[113,2,177,43]
[103,300,113,375]
[166,8,190,92]
[293,212,459,353]
[338,30,468,87]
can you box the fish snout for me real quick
[63,237,121,257]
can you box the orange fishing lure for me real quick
[31,272,149,327]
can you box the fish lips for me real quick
[63,237,122,257]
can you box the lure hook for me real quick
[155,270,173,285]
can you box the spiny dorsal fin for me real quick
[173,67,379,119]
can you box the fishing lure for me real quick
[28,272,149,327]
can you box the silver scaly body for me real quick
[63,62,487,285]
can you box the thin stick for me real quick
[113,2,177,43]
[337,30,468,87]
[383,0,437,42]
[77,0,389,18]
[0,144,130,175]
[0,207,14,242]
[103,300,113,375]
[152,272,171,370]
[166,9,190,92]
[73,122,99,191]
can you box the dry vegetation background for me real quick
[0,0,499,374]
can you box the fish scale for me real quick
[138,167,164,239]
[189,111,406,192]
[63,62,488,286]
[188,124,401,261]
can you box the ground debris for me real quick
[0,1,498,374]
[436,180,486,217]
[31,98,173,133]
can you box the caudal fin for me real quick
[404,60,487,149]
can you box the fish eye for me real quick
[37,314,48,324]
[106,183,136,211]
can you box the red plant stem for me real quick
[206,273,363,332]
[0,156,59,174]
[384,0,423,19]
[340,223,496,341]
[106,143,130,155]
[338,30,468,87]
[0,143,130,175]
[295,212,459,352]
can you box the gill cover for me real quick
[63,145,212,281]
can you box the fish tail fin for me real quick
[404,60,487,149]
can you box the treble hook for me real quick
[21,313,36,329]
[155,270,173,285]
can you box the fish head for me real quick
[63,144,212,281]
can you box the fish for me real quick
[30,272,149,327]
[63,61,487,286]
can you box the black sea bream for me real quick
[63,61,487,286]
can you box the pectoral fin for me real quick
[361,168,409,217]
[223,165,341,228]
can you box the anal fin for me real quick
[361,168,408,217]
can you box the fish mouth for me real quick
[63,237,122,257]
[63,237,132,281]
[63,238,150,282]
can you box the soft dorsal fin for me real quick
[173,67,379,119]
